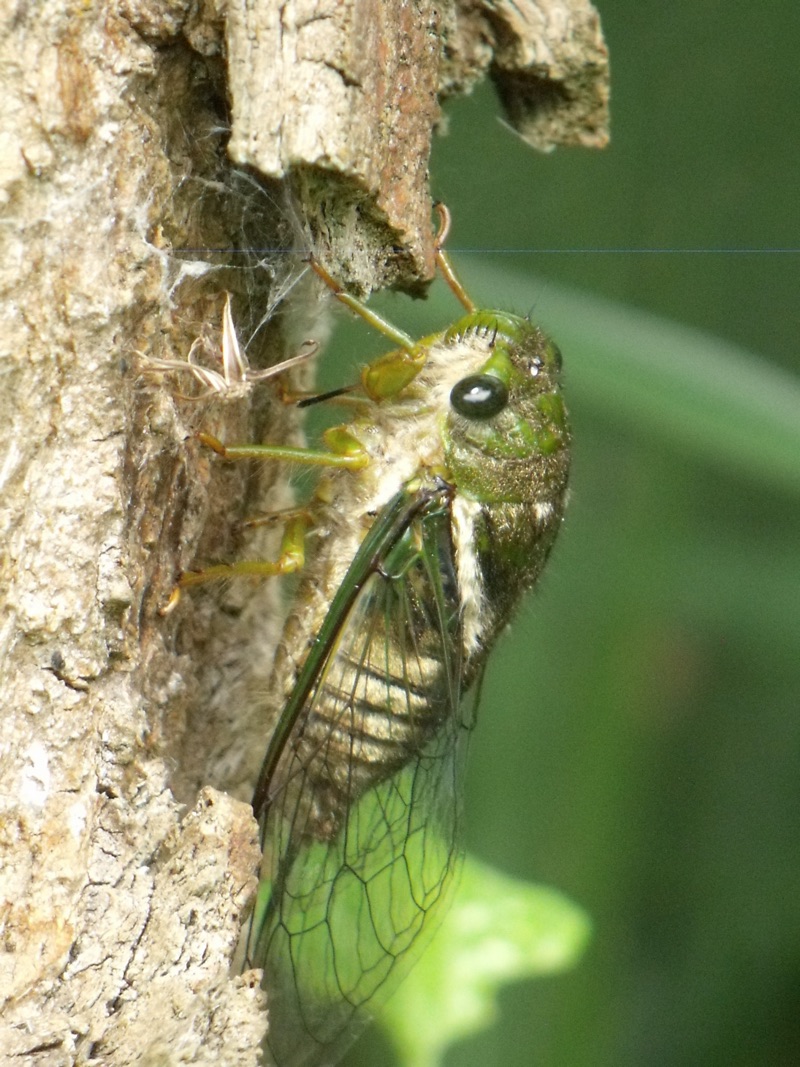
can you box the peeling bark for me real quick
[0,1,607,1063]
[441,0,609,152]
[227,0,609,292]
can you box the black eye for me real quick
[450,374,509,419]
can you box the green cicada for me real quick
[189,210,570,1066]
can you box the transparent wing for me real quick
[246,488,475,1067]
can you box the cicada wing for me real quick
[247,489,474,1067]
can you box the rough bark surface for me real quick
[0,1,608,1064]
[227,0,609,292]
[441,0,609,151]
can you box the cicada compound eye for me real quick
[449,373,509,420]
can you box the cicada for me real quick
[188,209,570,1066]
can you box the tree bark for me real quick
[0,2,608,1063]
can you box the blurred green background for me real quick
[343,1,800,1065]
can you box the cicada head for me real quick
[441,311,570,508]
[427,309,572,665]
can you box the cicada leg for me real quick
[307,255,429,401]
[161,429,370,612]
[197,430,368,471]
[178,511,307,589]
[432,202,476,314]
[240,504,313,531]
[307,256,416,351]
[307,204,478,402]
[161,512,308,615]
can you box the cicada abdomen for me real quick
[247,485,472,1065]
[258,490,462,844]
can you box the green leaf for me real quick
[378,855,591,1067]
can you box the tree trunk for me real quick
[0,2,607,1063]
